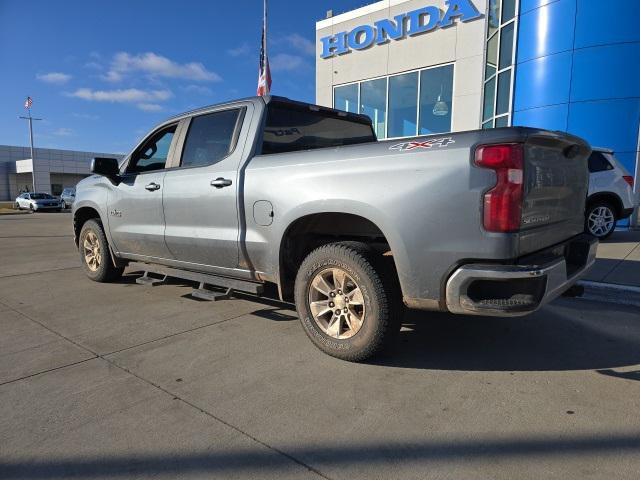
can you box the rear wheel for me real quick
[586,202,616,239]
[294,242,401,362]
[79,219,124,282]
[14,202,20,210]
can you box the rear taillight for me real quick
[623,175,634,188]
[475,143,524,233]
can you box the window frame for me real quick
[332,62,456,140]
[122,122,180,176]
[481,0,519,129]
[165,107,246,171]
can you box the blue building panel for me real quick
[513,51,572,110]
[568,99,640,158]
[570,43,640,102]
[514,0,640,210]
[512,103,568,131]
[516,0,576,63]
[519,0,557,15]
[574,0,640,48]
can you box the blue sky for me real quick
[0,0,367,153]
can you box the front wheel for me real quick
[79,219,124,282]
[586,202,616,239]
[14,202,20,210]
[294,242,401,362]
[61,200,66,209]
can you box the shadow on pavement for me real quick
[372,299,640,372]
[1,433,639,479]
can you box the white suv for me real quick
[586,147,636,239]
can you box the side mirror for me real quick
[91,157,120,177]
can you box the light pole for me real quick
[19,97,42,193]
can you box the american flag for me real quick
[257,0,271,96]
[24,96,33,109]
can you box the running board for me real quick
[129,262,264,300]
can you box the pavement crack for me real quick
[0,265,81,279]
[103,355,333,480]
[0,357,97,387]
[102,309,261,357]
[1,300,330,478]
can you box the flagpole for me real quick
[19,101,42,193]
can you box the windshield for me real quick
[261,103,376,155]
[30,193,54,199]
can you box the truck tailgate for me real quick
[518,132,591,256]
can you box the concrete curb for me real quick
[577,280,640,308]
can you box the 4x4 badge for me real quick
[109,209,122,217]
[389,137,455,151]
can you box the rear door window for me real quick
[180,109,242,168]
[261,104,375,155]
[588,152,613,172]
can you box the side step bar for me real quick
[129,262,264,301]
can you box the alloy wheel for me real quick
[588,206,615,237]
[308,267,365,339]
[83,231,102,272]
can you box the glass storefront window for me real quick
[486,33,498,80]
[483,77,496,121]
[496,69,511,115]
[334,84,358,113]
[419,64,453,135]
[482,0,518,129]
[498,22,514,70]
[388,72,418,138]
[494,115,508,128]
[360,78,387,139]
[488,0,500,38]
[501,0,516,23]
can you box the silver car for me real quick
[14,192,61,212]
[60,187,76,209]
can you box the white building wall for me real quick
[0,145,123,200]
[316,0,488,133]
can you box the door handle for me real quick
[210,178,232,188]
[145,182,161,191]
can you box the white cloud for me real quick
[72,112,99,120]
[269,53,307,72]
[182,84,213,95]
[281,33,315,55]
[137,103,163,112]
[228,43,251,57]
[52,127,74,136]
[104,52,221,82]
[68,88,173,103]
[37,72,72,84]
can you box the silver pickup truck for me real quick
[73,96,597,361]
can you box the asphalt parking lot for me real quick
[1,213,639,479]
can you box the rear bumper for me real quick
[620,207,634,219]
[446,234,598,316]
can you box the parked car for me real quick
[72,95,597,361]
[60,187,76,209]
[586,147,636,239]
[15,192,61,212]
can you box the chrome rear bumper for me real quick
[446,235,598,316]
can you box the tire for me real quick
[14,203,20,210]
[294,241,402,362]
[61,200,66,209]
[586,202,616,239]
[29,204,34,213]
[78,219,124,282]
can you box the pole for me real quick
[19,110,42,194]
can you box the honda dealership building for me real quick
[316,0,639,223]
